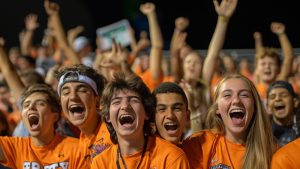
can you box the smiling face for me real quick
[60,82,99,128]
[183,52,202,81]
[155,93,188,144]
[22,92,58,138]
[256,56,279,84]
[108,89,148,140]
[217,78,255,141]
[267,88,294,123]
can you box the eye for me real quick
[240,92,250,98]
[23,102,30,109]
[61,89,70,96]
[222,93,231,98]
[35,100,48,107]
[130,97,141,104]
[78,87,89,93]
[111,100,121,106]
[156,106,166,112]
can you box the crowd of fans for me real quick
[0,0,300,168]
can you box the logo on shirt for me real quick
[211,164,230,169]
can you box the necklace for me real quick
[116,136,148,169]
[224,138,235,169]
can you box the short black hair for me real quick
[152,82,188,111]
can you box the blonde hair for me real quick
[205,74,275,169]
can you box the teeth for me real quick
[165,122,177,126]
[69,105,85,113]
[164,122,178,130]
[119,114,135,125]
[230,109,244,113]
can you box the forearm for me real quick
[277,33,293,80]
[203,16,229,82]
[20,30,34,56]
[0,48,25,100]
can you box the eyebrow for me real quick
[111,95,141,101]
[23,99,48,105]
[157,102,184,107]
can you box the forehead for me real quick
[112,89,140,98]
[268,87,290,95]
[24,92,48,102]
[258,55,278,63]
[156,93,184,103]
[220,78,250,92]
[185,52,201,61]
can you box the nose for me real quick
[28,102,36,110]
[69,90,79,100]
[232,94,241,104]
[120,98,132,111]
[165,108,175,119]
[274,94,281,101]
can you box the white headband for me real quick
[57,71,98,96]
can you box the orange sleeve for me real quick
[0,137,21,167]
[271,138,300,169]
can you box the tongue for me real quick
[29,116,39,129]
[231,117,244,125]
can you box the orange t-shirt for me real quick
[91,136,190,169]
[181,130,245,169]
[79,121,112,165]
[256,82,268,102]
[0,134,88,168]
[271,137,300,169]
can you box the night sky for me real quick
[0,0,299,50]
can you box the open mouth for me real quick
[69,105,85,114]
[229,109,245,124]
[274,104,285,111]
[119,114,135,125]
[28,114,39,128]
[164,122,178,131]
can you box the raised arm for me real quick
[20,13,39,56]
[0,38,25,102]
[170,17,189,82]
[202,0,238,83]
[44,0,80,65]
[140,2,163,80]
[253,31,265,55]
[271,22,294,81]
[67,25,84,49]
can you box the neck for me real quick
[225,131,246,144]
[118,134,146,156]
[273,115,293,126]
[32,130,56,146]
[80,114,100,137]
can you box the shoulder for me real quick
[146,136,186,159]
[274,138,300,158]
[271,138,300,168]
